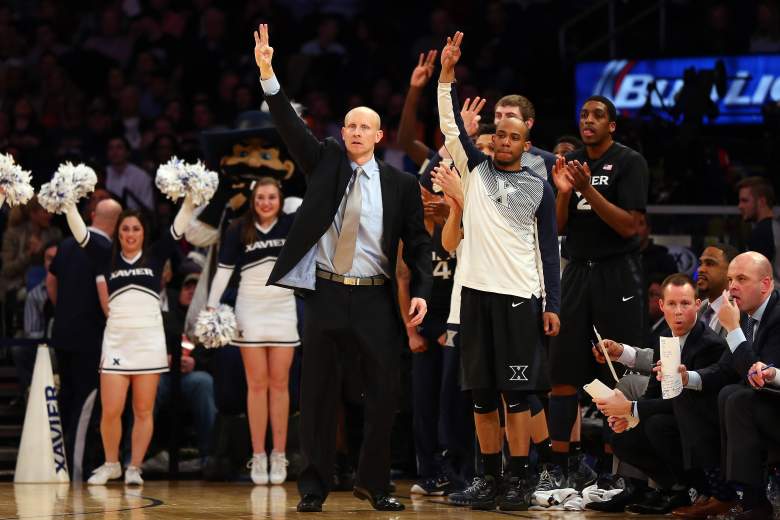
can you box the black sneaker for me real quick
[534,463,566,493]
[410,475,451,496]
[566,454,597,491]
[447,475,498,510]
[498,476,532,511]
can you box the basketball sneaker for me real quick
[269,452,288,485]
[448,475,498,510]
[87,462,122,485]
[124,465,144,486]
[248,453,269,485]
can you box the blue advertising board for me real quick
[576,55,780,125]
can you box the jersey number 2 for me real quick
[433,260,453,280]
[575,191,592,211]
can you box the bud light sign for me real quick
[576,55,780,125]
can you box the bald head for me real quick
[92,198,122,236]
[344,106,381,129]
[727,251,774,313]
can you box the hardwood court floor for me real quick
[0,481,670,519]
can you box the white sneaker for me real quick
[124,465,144,486]
[248,453,269,485]
[87,462,122,485]
[269,452,288,485]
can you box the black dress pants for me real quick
[720,384,780,488]
[297,278,402,500]
[611,412,684,489]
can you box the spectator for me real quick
[750,0,780,52]
[300,17,347,56]
[553,135,583,156]
[637,213,678,284]
[83,7,134,67]
[736,176,775,265]
[155,268,217,466]
[105,135,155,212]
[1,197,62,335]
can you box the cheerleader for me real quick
[62,195,195,485]
[206,177,299,485]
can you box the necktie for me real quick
[701,305,715,327]
[332,167,363,274]
[740,315,757,344]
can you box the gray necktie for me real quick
[741,314,757,344]
[332,167,363,274]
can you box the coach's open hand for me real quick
[254,23,274,80]
[543,312,560,336]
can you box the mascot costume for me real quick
[187,110,305,479]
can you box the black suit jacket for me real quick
[263,86,432,308]
[637,321,727,418]
[699,290,780,390]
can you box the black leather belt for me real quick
[316,268,387,286]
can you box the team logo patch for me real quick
[492,178,519,208]
[112,358,120,366]
[509,365,528,381]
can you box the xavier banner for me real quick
[576,54,780,125]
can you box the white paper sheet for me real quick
[593,326,619,383]
[659,336,683,399]
[583,378,639,429]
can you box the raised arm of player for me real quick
[437,31,487,179]
[398,51,437,167]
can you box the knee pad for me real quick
[471,388,499,414]
[502,391,530,414]
[548,394,579,441]
[528,394,544,415]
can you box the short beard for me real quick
[492,156,519,169]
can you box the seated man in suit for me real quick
[672,252,780,518]
[711,360,779,520]
[696,243,739,338]
[591,273,727,514]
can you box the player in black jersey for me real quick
[397,168,473,498]
[546,95,648,488]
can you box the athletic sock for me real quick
[534,438,553,465]
[508,456,529,478]
[482,452,501,480]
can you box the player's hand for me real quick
[410,50,437,88]
[437,332,447,346]
[253,23,274,79]
[565,160,592,193]
[594,388,631,417]
[543,312,560,336]
[717,289,741,333]
[431,162,464,206]
[551,156,573,195]
[408,297,427,327]
[592,339,623,363]
[424,199,450,225]
[407,328,428,353]
[439,31,463,82]
[608,415,630,433]
[748,361,776,388]
[460,96,486,138]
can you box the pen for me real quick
[748,363,775,377]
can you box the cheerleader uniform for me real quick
[207,213,299,347]
[65,198,194,374]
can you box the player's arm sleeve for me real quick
[437,82,488,179]
[535,182,561,314]
[616,152,649,211]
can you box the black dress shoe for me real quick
[353,486,405,511]
[627,488,691,515]
[297,494,323,512]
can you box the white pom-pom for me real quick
[194,304,237,349]
[156,157,219,206]
[37,162,98,214]
[0,153,34,207]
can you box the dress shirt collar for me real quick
[709,294,724,313]
[750,292,771,323]
[350,155,379,179]
[676,331,690,349]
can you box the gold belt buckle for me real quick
[343,276,358,286]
